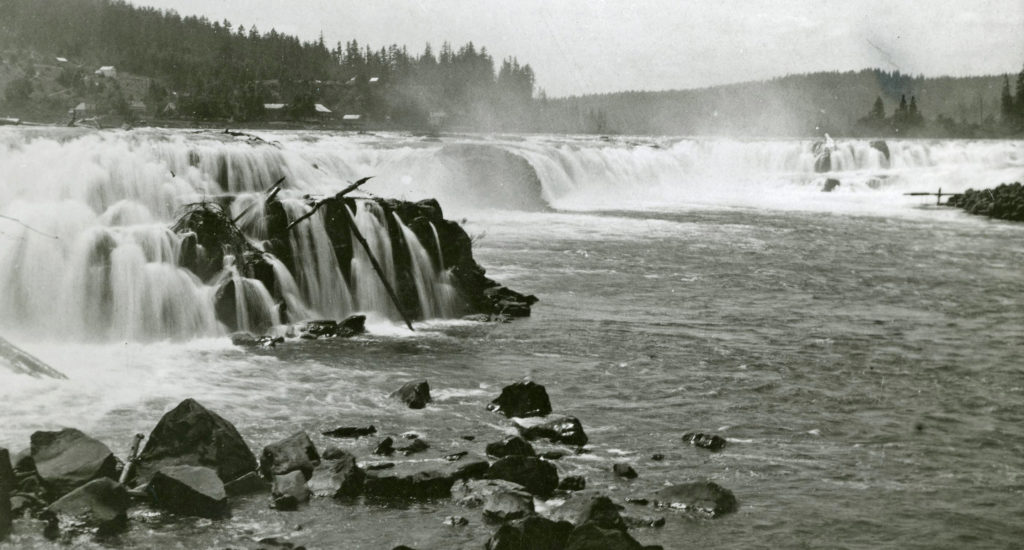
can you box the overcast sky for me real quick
[132,0,1024,97]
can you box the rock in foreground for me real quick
[516,416,589,447]
[390,380,432,409]
[30,428,117,499]
[485,456,559,497]
[485,514,574,550]
[44,478,129,535]
[260,432,320,480]
[488,381,552,418]
[135,398,258,485]
[148,465,229,519]
[654,481,738,518]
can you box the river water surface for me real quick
[1,130,1023,549]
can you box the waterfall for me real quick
[393,214,457,319]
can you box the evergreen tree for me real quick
[909,95,922,126]
[869,96,885,120]
[1016,65,1024,123]
[1000,75,1014,122]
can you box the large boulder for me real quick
[486,436,536,458]
[260,432,320,480]
[390,380,432,409]
[271,470,310,511]
[147,465,229,519]
[516,416,588,447]
[30,428,117,499]
[653,481,737,518]
[869,139,890,162]
[488,381,552,418]
[452,479,529,508]
[44,478,129,535]
[485,456,559,497]
[483,487,535,522]
[363,465,455,500]
[307,450,364,498]
[135,398,258,485]
[485,514,574,550]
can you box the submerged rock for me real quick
[374,437,396,456]
[322,425,376,438]
[147,465,229,519]
[681,432,727,451]
[613,463,638,479]
[485,456,559,497]
[135,398,258,485]
[486,436,536,458]
[44,478,129,535]
[364,468,455,500]
[299,315,366,339]
[260,432,320,480]
[516,416,588,447]
[390,380,432,409]
[822,178,840,192]
[558,475,586,492]
[30,428,117,499]
[271,470,310,511]
[653,481,738,518]
[488,381,552,418]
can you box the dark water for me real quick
[5,203,1024,549]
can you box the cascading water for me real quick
[393,213,457,319]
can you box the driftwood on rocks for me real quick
[0,335,67,379]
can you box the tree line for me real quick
[0,0,537,128]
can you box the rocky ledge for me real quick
[946,182,1024,222]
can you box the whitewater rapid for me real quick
[0,128,1021,344]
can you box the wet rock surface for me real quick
[135,398,258,485]
[260,432,320,480]
[654,481,738,518]
[147,465,229,519]
[488,381,553,418]
[516,416,589,447]
[485,514,574,550]
[485,436,536,458]
[485,456,559,497]
[44,478,129,535]
[681,432,727,451]
[30,428,117,499]
[271,470,310,511]
[390,380,432,409]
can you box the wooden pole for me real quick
[118,433,145,485]
[341,206,415,332]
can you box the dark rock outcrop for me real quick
[390,380,432,409]
[30,429,117,499]
[1,448,12,541]
[485,436,536,458]
[485,456,559,497]
[299,315,366,339]
[322,425,376,438]
[135,398,258,485]
[260,432,320,480]
[681,432,727,451]
[44,478,129,535]
[485,514,574,550]
[374,437,396,456]
[363,467,455,500]
[488,381,552,418]
[516,416,588,447]
[271,470,310,510]
[654,481,738,518]
[613,463,638,479]
[869,139,890,161]
[822,178,840,192]
[147,465,229,519]
[947,182,1024,222]
[558,475,586,492]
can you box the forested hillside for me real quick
[0,0,1021,136]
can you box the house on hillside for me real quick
[128,100,147,117]
[341,114,362,128]
[94,66,117,78]
[314,103,332,121]
[264,103,287,121]
[70,102,95,118]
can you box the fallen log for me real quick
[0,335,67,379]
[118,433,145,485]
[341,205,415,332]
[285,176,374,231]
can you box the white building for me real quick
[94,66,117,78]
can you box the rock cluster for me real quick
[947,182,1024,222]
